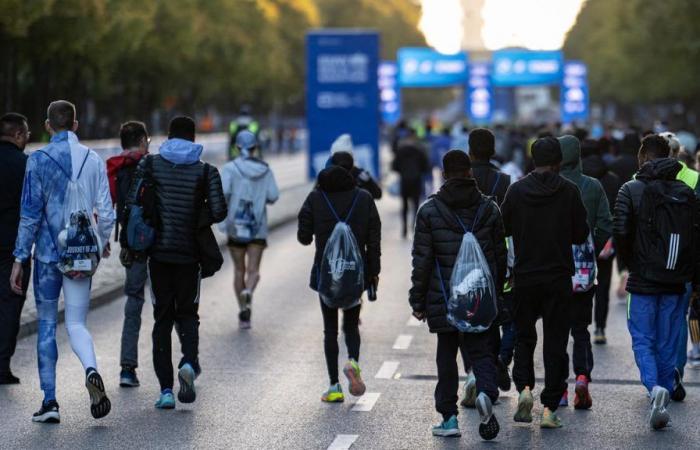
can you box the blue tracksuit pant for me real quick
[675,283,692,377]
[627,293,685,393]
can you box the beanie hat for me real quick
[330,134,354,155]
[329,151,354,172]
[442,149,471,173]
[531,137,563,167]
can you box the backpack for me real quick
[635,178,696,285]
[126,155,158,252]
[196,163,224,278]
[434,198,498,333]
[229,161,260,243]
[40,149,102,279]
[317,190,364,310]
[572,234,597,292]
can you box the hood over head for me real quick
[559,135,583,182]
[518,171,569,206]
[636,157,682,182]
[317,165,355,193]
[435,177,481,210]
[234,156,269,180]
[159,138,203,165]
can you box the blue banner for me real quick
[306,31,380,180]
[467,62,493,124]
[379,61,401,125]
[560,61,589,124]
[397,47,468,87]
[492,50,563,87]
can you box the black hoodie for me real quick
[501,171,589,287]
[582,154,622,212]
[298,166,381,292]
[409,177,507,333]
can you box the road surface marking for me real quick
[406,316,423,327]
[352,393,381,412]
[393,334,413,350]
[327,434,359,450]
[375,361,400,379]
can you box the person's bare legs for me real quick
[229,247,246,311]
[244,244,264,294]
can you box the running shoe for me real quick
[574,375,592,410]
[321,383,345,403]
[593,328,607,345]
[559,390,569,407]
[688,352,700,369]
[155,390,176,409]
[460,373,477,408]
[513,387,534,423]
[177,363,197,403]
[540,408,562,429]
[476,393,500,441]
[432,415,461,437]
[671,368,686,402]
[0,372,20,385]
[86,369,111,419]
[649,386,670,430]
[119,366,140,387]
[32,400,60,423]
[496,356,512,392]
[343,359,366,397]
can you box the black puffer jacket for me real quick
[471,160,511,205]
[409,178,507,333]
[298,166,381,291]
[126,152,227,264]
[614,158,696,295]
[582,154,622,213]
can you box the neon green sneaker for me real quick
[540,408,562,428]
[321,383,345,403]
[343,359,366,397]
[514,388,534,423]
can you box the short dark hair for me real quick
[119,121,148,149]
[639,134,671,160]
[0,112,28,137]
[442,149,471,176]
[168,116,195,141]
[47,100,76,131]
[468,128,495,161]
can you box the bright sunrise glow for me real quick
[420,0,586,52]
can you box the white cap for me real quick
[330,134,354,155]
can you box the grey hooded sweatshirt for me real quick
[221,156,279,242]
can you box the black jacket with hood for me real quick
[409,177,507,333]
[298,166,381,292]
[501,171,590,287]
[582,154,622,213]
[0,140,27,250]
[614,158,700,295]
[471,160,511,205]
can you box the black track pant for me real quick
[0,251,30,374]
[571,288,595,380]
[320,299,361,385]
[594,257,613,330]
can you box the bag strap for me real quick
[489,173,501,197]
[321,190,359,223]
[433,196,487,234]
[435,258,449,303]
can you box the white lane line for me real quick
[393,334,413,350]
[327,434,359,450]
[375,361,400,379]
[352,392,381,412]
[406,316,423,327]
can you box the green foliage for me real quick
[0,0,424,136]
[564,0,700,104]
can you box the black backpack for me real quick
[635,179,696,284]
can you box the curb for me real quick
[16,193,307,339]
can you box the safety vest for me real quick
[677,161,700,194]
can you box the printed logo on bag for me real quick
[328,258,357,277]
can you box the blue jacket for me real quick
[14,131,114,263]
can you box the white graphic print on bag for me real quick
[572,233,597,292]
[233,199,258,240]
[57,180,102,277]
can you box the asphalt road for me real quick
[1,196,699,450]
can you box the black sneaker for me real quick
[671,368,686,402]
[119,366,140,387]
[593,328,607,345]
[0,372,20,385]
[86,369,111,419]
[239,309,251,329]
[496,357,511,392]
[32,400,60,423]
[476,393,500,441]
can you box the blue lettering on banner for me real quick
[397,47,469,88]
[467,62,493,124]
[379,61,401,125]
[560,61,589,123]
[492,50,563,86]
[306,31,380,180]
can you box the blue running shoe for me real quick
[155,390,176,409]
[432,415,461,437]
[178,363,196,403]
